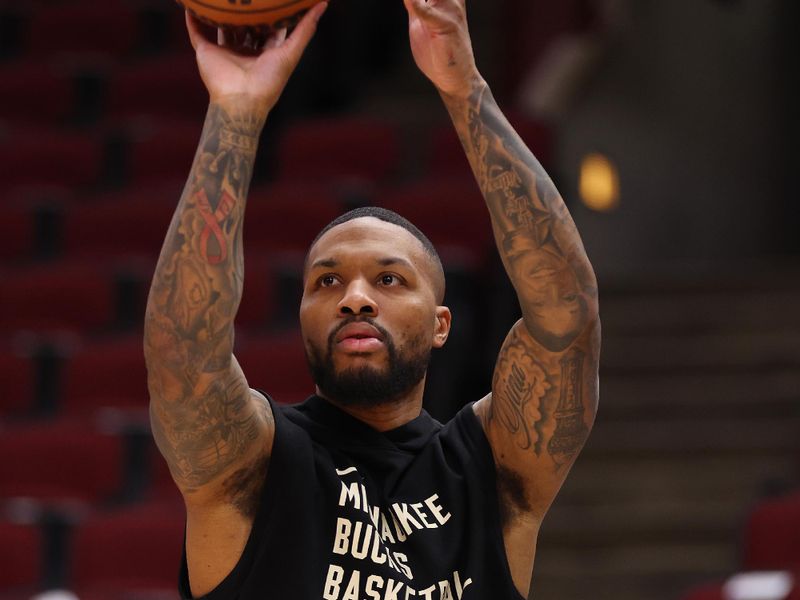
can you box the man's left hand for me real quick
[403,0,484,99]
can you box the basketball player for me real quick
[144,1,600,598]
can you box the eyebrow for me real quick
[310,258,338,270]
[308,257,414,271]
[377,257,413,269]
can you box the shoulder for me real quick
[435,400,497,478]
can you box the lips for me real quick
[335,322,384,343]
[334,322,385,353]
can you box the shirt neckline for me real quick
[301,394,441,453]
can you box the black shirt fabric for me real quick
[179,394,525,600]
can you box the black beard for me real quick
[306,318,431,409]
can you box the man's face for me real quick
[299,218,450,408]
[515,249,587,351]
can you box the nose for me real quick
[337,278,378,316]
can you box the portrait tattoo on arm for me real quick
[445,82,599,480]
[444,84,598,353]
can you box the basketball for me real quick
[175,0,322,29]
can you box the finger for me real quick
[405,0,436,18]
[281,2,328,63]
[185,11,205,51]
[405,0,453,24]
[264,27,288,50]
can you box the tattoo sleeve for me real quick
[443,82,598,350]
[143,102,272,502]
[447,82,600,513]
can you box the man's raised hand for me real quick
[185,2,328,114]
[403,0,483,99]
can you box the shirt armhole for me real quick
[451,402,528,600]
[178,392,284,600]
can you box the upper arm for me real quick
[474,317,600,520]
[147,355,275,596]
[473,318,599,594]
[147,353,275,503]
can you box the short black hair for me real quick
[307,206,446,302]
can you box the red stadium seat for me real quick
[62,184,180,257]
[235,330,314,405]
[106,53,207,121]
[124,119,201,183]
[680,583,725,600]
[0,261,117,334]
[71,503,184,596]
[61,336,149,417]
[237,252,279,330]
[379,177,494,262]
[0,520,42,589]
[0,421,123,503]
[0,61,76,126]
[276,117,400,183]
[0,347,36,417]
[0,128,104,189]
[25,2,139,60]
[0,205,35,262]
[245,181,343,252]
[147,441,184,506]
[743,491,800,570]
[0,183,74,210]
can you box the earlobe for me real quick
[433,306,452,348]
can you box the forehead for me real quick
[307,217,428,267]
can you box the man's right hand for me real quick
[185,2,328,115]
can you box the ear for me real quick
[432,306,452,349]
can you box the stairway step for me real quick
[542,498,745,543]
[601,332,800,373]
[600,370,800,419]
[584,417,798,455]
[560,455,798,502]
[601,290,800,335]
[532,543,732,600]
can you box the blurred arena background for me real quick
[0,0,798,599]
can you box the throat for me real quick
[318,390,424,432]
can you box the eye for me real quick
[319,274,339,287]
[378,274,401,287]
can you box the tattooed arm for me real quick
[143,7,326,597]
[404,0,599,594]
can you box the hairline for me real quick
[304,217,446,303]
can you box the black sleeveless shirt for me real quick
[179,395,525,600]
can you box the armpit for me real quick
[221,453,270,520]
[495,464,533,531]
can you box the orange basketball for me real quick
[175,0,321,28]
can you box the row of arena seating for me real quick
[1,330,313,419]
[0,0,575,598]
[1,177,501,262]
[0,502,185,599]
[0,0,191,61]
[0,112,550,187]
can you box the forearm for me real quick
[144,99,266,488]
[443,81,598,351]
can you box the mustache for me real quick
[327,316,393,348]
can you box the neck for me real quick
[317,380,426,432]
